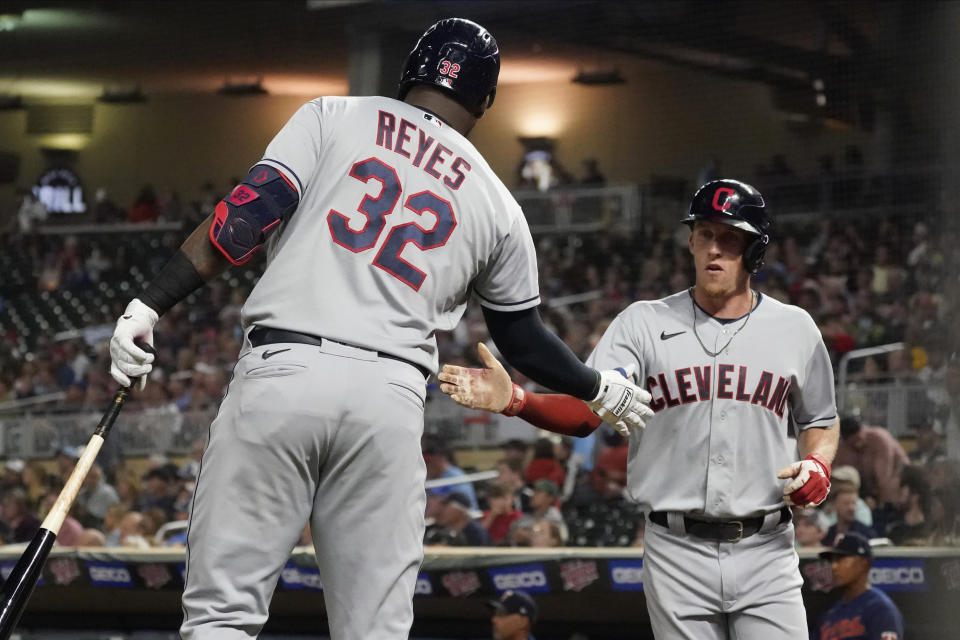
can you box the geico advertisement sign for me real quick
[869,559,927,592]
[488,564,550,594]
[88,562,134,588]
[608,559,644,592]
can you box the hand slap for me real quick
[587,364,654,435]
[438,343,513,412]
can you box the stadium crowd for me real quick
[0,178,958,550]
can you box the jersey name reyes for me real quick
[375,111,471,190]
[646,364,790,418]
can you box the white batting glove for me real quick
[109,298,158,390]
[587,365,654,436]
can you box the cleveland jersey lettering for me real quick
[646,365,790,418]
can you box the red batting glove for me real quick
[778,453,832,507]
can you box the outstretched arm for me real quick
[439,343,604,437]
[481,307,653,433]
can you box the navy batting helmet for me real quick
[682,179,771,273]
[398,18,499,115]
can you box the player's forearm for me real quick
[516,391,602,437]
[797,419,840,463]
[139,214,230,316]
[482,306,600,400]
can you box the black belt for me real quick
[648,507,791,543]
[248,326,430,379]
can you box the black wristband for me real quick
[138,250,207,316]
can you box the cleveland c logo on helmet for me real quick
[711,188,736,212]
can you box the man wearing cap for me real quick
[429,492,491,547]
[488,590,538,640]
[813,532,904,640]
[508,480,567,546]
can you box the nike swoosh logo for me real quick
[262,348,291,360]
[660,331,685,341]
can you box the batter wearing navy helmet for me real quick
[440,180,841,639]
[108,18,651,640]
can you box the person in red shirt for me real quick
[524,437,564,488]
[481,482,523,545]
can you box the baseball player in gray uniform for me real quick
[107,18,651,640]
[439,179,840,639]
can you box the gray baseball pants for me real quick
[643,516,807,639]
[180,340,428,639]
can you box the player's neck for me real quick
[841,575,870,602]
[690,284,755,319]
[404,87,479,137]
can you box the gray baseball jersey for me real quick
[243,96,541,372]
[587,289,836,517]
[181,96,540,640]
[586,288,836,640]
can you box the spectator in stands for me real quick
[509,480,567,546]
[428,492,490,547]
[793,509,826,549]
[501,439,529,467]
[524,437,564,488]
[0,459,24,493]
[821,465,873,528]
[590,430,629,502]
[136,467,176,518]
[1,488,40,543]
[481,482,523,545]
[488,590,538,640]
[880,466,930,545]
[76,463,119,528]
[529,519,563,548]
[53,446,79,484]
[833,413,909,505]
[821,487,877,547]
[105,510,146,548]
[812,533,904,640]
[555,436,587,505]
[114,471,142,511]
[21,461,49,508]
[422,433,479,511]
[128,185,160,223]
[497,458,532,513]
[910,417,947,466]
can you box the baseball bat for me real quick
[0,342,152,639]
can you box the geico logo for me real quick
[612,567,644,584]
[281,568,301,584]
[870,567,925,585]
[415,578,433,595]
[493,571,547,590]
[90,566,131,583]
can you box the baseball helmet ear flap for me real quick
[743,233,769,274]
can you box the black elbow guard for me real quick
[209,164,299,265]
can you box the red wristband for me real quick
[806,453,831,479]
[502,384,527,416]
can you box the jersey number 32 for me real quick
[327,157,456,291]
